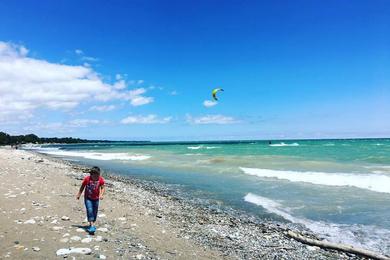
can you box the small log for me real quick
[287,230,390,260]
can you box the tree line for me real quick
[0,132,106,145]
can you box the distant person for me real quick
[76,166,105,234]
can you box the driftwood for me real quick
[287,230,390,260]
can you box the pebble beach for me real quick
[0,147,386,259]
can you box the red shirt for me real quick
[82,175,105,200]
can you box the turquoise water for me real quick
[30,139,390,254]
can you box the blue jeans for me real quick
[84,198,99,222]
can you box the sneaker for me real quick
[89,226,96,233]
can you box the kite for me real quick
[212,88,224,101]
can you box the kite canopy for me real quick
[212,88,224,101]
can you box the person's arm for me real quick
[76,184,86,200]
[99,185,105,200]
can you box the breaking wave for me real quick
[269,142,299,147]
[240,167,390,194]
[35,148,151,161]
[244,193,390,255]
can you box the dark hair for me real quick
[90,166,101,175]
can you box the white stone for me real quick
[81,237,92,243]
[70,236,81,241]
[97,227,108,232]
[52,226,64,231]
[136,254,145,259]
[62,233,70,237]
[61,216,70,221]
[76,228,85,233]
[95,236,103,242]
[32,247,40,252]
[56,248,92,256]
[60,238,69,243]
[98,213,106,218]
[50,219,58,224]
[117,217,126,221]
[99,255,107,259]
[23,219,36,224]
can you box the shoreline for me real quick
[0,148,386,259]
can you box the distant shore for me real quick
[0,148,384,259]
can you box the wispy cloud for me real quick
[23,118,105,133]
[121,114,172,124]
[203,100,217,108]
[89,105,116,112]
[186,114,239,125]
[75,49,98,62]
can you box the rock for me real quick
[23,219,36,224]
[32,247,40,252]
[60,238,69,243]
[61,216,70,221]
[63,233,70,237]
[95,236,103,242]
[136,254,145,259]
[76,228,85,233]
[70,236,81,241]
[50,219,58,224]
[52,226,64,231]
[99,255,107,259]
[56,248,92,256]
[117,217,126,221]
[98,213,106,218]
[81,237,93,243]
[97,227,108,232]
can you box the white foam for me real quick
[38,150,151,161]
[187,146,203,150]
[240,167,390,194]
[206,146,220,149]
[244,193,390,254]
[269,142,299,147]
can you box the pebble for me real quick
[76,228,85,233]
[95,236,103,242]
[81,237,93,243]
[56,247,92,256]
[117,217,126,221]
[61,216,70,221]
[23,219,36,224]
[50,219,58,224]
[97,227,108,232]
[60,238,69,243]
[136,254,145,259]
[32,247,40,252]
[70,236,81,241]
[98,213,106,218]
[52,226,64,231]
[99,255,107,259]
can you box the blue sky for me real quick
[0,0,389,140]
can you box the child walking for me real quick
[76,166,105,234]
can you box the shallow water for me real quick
[27,139,390,254]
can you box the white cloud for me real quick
[0,42,153,122]
[75,49,84,55]
[89,105,116,112]
[75,49,98,62]
[68,119,100,127]
[170,90,178,96]
[121,114,172,124]
[186,114,239,125]
[203,100,217,107]
[23,119,104,133]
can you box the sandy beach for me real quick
[0,148,381,259]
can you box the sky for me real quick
[0,0,389,141]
